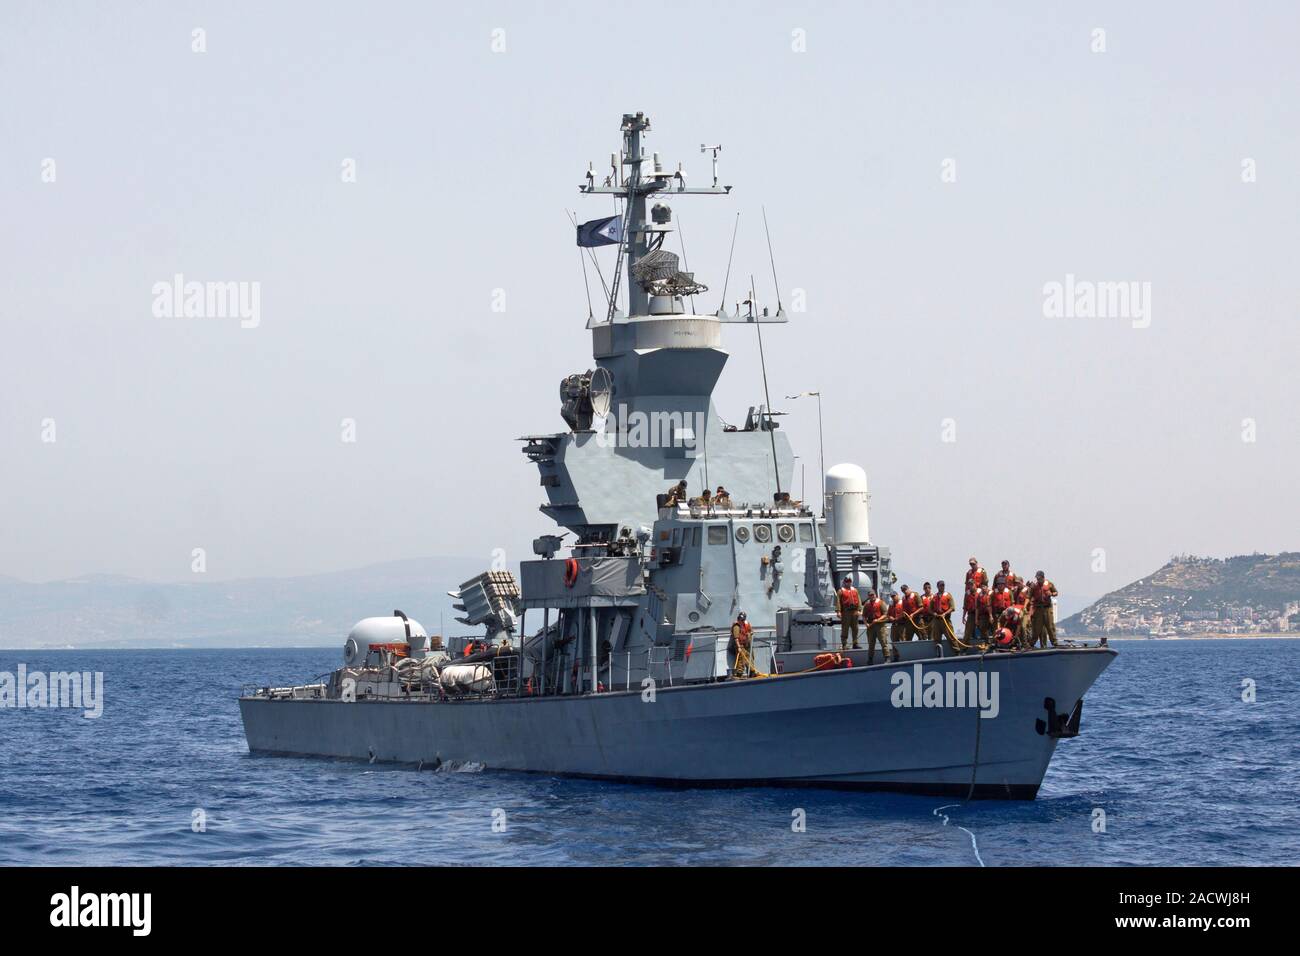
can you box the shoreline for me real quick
[1065,633,1300,641]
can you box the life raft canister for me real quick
[563,558,580,588]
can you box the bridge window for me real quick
[799,523,813,542]
[707,525,728,545]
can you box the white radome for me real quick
[824,462,870,545]
[343,615,427,666]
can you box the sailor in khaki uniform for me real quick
[1029,571,1060,648]
[836,577,861,649]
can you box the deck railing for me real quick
[241,629,784,704]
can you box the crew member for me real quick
[837,576,861,650]
[731,611,754,677]
[928,580,957,650]
[962,583,979,644]
[965,557,988,594]
[918,582,935,635]
[1008,590,1029,650]
[1016,582,1034,648]
[665,479,688,507]
[991,583,1013,621]
[900,585,923,641]
[1029,571,1059,648]
[863,589,892,664]
[888,592,907,648]
[714,485,732,507]
[998,603,1025,651]
[993,559,1021,593]
[975,585,993,641]
[692,487,713,509]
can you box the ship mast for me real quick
[580,112,730,319]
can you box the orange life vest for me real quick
[839,587,861,610]
[1031,581,1055,607]
[864,598,885,622]
[933,592,954,615]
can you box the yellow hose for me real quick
[732,643,773,679]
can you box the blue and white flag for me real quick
[576,215,623,247]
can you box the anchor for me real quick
[1035,696,1082,738]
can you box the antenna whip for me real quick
[762,206,783,313]
[718,212,740,313]
[751,273,782,496]
[567,210,594,319]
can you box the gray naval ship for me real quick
[240,112,1116,799]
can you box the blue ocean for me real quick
[1,640,1295,866]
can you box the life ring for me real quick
[563,558,580,588]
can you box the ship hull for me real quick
[239,647,1115,799]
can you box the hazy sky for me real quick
[3,1,1297,602]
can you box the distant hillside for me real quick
[1060,553,1300,636]
[0,557,488,649]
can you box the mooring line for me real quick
[933,804,985,867]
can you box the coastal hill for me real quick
[1061,552,1300,636]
